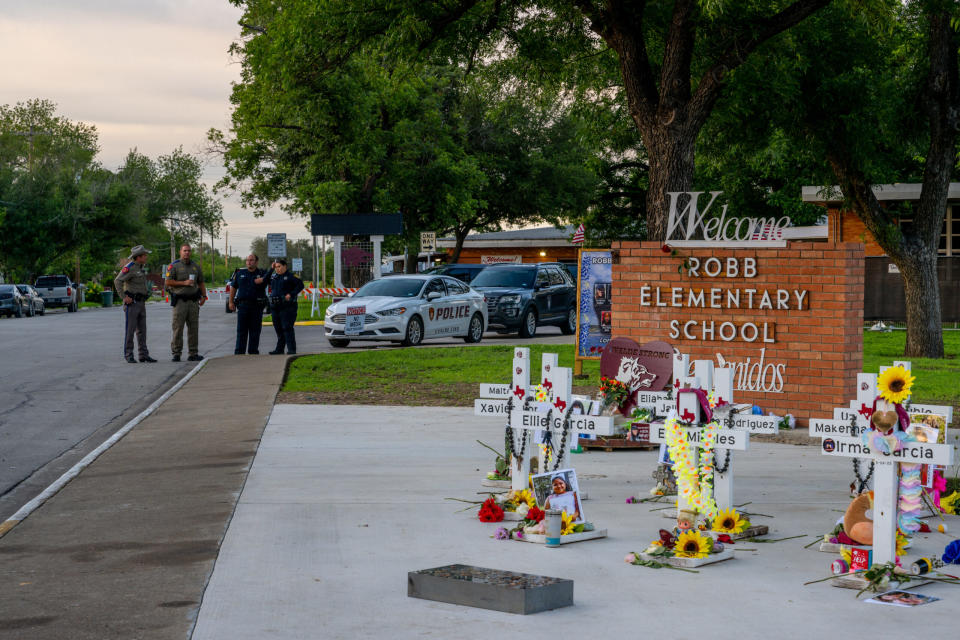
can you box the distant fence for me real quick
[865,256,960,322]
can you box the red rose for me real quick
[661,244,671,253]
[526,507,545,523]
[717,534,734,544]
[478,498,504,522]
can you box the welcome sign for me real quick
[610,237,864,426]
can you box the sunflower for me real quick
[711,509,747,534]
[877,365,915,404]
[560,510,576,535]
[674,531,711,559]
[514,489,535,508]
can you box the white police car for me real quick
[324,275,487,347]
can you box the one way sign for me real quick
[420,232,436,252]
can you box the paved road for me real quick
[0,298,572,521]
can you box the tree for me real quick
[212,3,600,271]
[154,147,224,263]
[234,0,837,240]
[699,2,958,358]
[0,99,137,281]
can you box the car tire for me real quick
[518,307,537,339]
[560,307,576,335]
[401,315,424,347]
[463,313,484,343]
[328,338,350,348]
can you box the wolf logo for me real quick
[615,357,657,391]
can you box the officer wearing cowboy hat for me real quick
[114,245,157,363]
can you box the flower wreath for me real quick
[664,414,720,519]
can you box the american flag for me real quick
[571,223,585,245]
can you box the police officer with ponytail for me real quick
[267,258,304,355]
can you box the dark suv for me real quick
[422,263,488,284]
[470,262,576,338]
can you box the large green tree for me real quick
[230,0,836,240]
[699,2,959,358]
[212,2,600,269]
[0,99,136,281]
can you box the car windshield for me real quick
[16,285,29,293]
[0,285,14,293]
[470,268,535,289]
[36,276,68,287]
[352,278,424,298]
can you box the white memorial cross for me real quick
[649,370,750,514]
[820,426,954,565]
[509,366,616,478]
[815,361,955,565]
[473,347,532,492]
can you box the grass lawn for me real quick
[862,330,960,405]
[281,331,960,410]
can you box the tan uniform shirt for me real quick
[114,261,149,297]
[165,259,204,296]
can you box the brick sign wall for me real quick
[611,241,864,424]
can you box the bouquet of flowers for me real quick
[598,376,629,409]
[478,497,504,522]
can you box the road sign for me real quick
[267,233,287,258]
[292,257,303,272]
[420,232,436,253]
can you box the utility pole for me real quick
[12,125,53,171]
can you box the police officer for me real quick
[229,253,268,354]
[114,245,157,363]
[267,258,304,355]
[164,244,207,362]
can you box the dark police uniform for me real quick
[269,270,305,354]
[231,266,268,354]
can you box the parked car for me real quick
[323,275,487,347]
[0,284,30,318]
[422,263,488,284]
[34,275,79,312]
[470,262,577,338]
[15,284,45,316]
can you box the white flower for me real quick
[516,504,530,517]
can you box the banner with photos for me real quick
[577,249,613,358]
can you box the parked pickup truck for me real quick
[34,275,79,312]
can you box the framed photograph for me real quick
[629,422,650,443]
[908,412,947,443]
[658,443,672,465]
[531,468,585,524]
[866,590,940,607]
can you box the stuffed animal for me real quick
[843,491,874,545]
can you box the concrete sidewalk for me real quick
[0,355,288,639]
[193,405,958,639]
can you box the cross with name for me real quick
[815,362,955,566]
[509,363,617,482]
[649,358,752,514]
[473,349,616,492]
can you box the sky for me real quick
[0,0,310,255]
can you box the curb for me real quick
[0,360,208,539]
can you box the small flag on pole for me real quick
[571,223,585,245]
